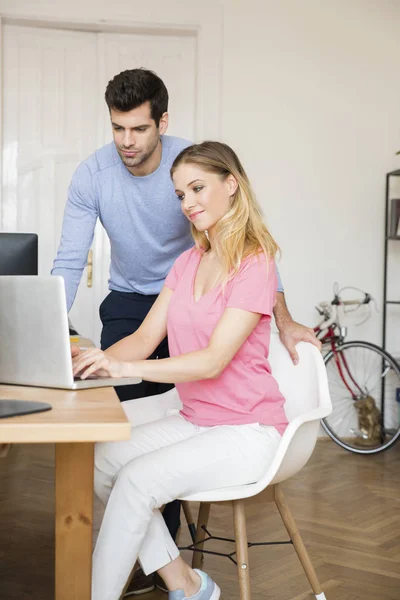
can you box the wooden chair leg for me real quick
[181,500,197,543]
[233,500,251,600]
[275,484,326,600]
[192,502,211,569]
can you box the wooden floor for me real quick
[0,441,399,599]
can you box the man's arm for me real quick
[274,265,321,364]
[52,163,98,311]
[273,291,321,364]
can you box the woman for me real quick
[73,141,288,600]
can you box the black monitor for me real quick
[0,232,38,275]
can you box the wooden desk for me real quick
[0,384,131,600]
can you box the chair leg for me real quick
[181,501,197,543]
[192,502,211,569]
[275,484,326,600]
[233,500,251,600]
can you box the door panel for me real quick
[2,24,100,340]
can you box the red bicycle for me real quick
[314,285,400,454]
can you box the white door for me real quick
[2,24,101,341]
[2,24,197,345]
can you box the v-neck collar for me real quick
[191,250,222,305]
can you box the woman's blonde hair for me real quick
[171,141,279,282]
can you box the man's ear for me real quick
[159,112,169,135]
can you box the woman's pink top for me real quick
[165,247,288,434]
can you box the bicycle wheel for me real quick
[321,341,400,454]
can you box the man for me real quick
[52,68,319,595]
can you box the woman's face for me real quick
[173,163,238,233]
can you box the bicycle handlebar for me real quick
[341,296,371,306]
[315,290,373,331]
[331,292,371,306]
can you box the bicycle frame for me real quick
[314,319,364,400]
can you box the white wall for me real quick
[220,0,400,355]
[1,0,400,353]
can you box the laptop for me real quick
[0,276,142,390]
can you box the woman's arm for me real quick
[105,286,173,361]
[74,306,261,382]
[127,307,261,382]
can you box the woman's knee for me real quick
[116,460,170,511]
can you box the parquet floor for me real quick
[0,440,399,599]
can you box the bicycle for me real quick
[314,284,400,454]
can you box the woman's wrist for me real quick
[121,360,141,378]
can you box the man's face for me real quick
[110,102,168,170]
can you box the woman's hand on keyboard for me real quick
[72,348,125,380]
[71,344,80,359]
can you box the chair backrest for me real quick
[269,333,327,420]
[267,333,332,486]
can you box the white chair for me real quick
[179,334,332,600]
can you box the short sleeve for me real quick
[164,248,194,291]
[276,264,284,293]
[226,255,278,316]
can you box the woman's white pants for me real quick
[93,388,281,600]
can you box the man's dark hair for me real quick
[105,69,168,126]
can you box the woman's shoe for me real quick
[168,570,220,600]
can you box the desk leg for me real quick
[55,442,94,600]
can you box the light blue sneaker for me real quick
[168,569,221,600]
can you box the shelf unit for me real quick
[383,168,400,363]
